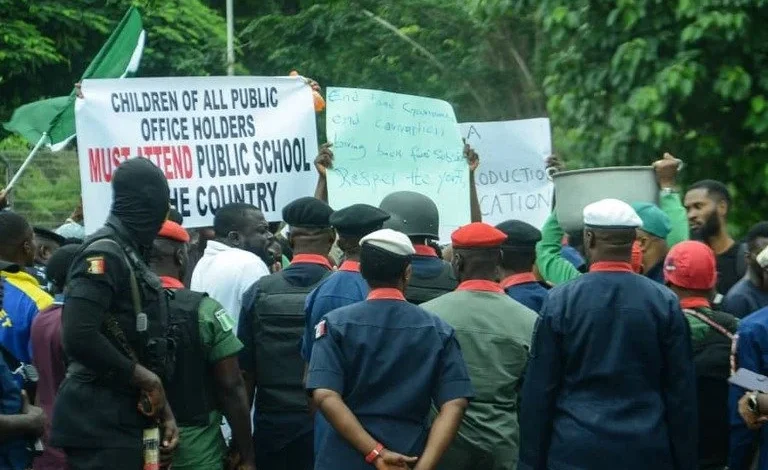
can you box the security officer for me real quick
[239,197,335,470]
[422,222,537,470]
[0,259,46,470]
[495,220,549,313]
[307,229,474,470]
[519,199,697,470]
[149,221,255,470]
[379,192,458,304]
[300,203,390,458]
[51,158,179,469]
[664,241,737,470]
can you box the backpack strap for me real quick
[683,308,734,341]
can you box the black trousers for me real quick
[255,431,313,470]
[66,447,142,470]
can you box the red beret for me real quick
[451,222,507,249]
[158,220,190,243]
[664,241,717,290]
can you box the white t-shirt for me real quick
[190,240,270,334]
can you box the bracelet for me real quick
[365,443,384,464]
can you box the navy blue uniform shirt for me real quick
[723,278,768,319]
[239,256,332,453]
[645,259,666,285]
[728,306,768,470]
[501,272,548,313]
[306,288,474,470]
[519,261,698,470]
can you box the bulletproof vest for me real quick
[405,261,458,305]
[253,271,330,413]
[165,289,213,427]
[74,226,172,382]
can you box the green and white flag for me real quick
[3,6,145,151]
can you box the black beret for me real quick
[495,220,542,249]
[34,227,67,246]
[282,197,334,229]
[330,204,391,237]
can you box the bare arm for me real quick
[215,357,255,465]
[413,399,468,470]
[464,141,481,222]
[314,143,333,203]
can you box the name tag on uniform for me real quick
[214,309,234,332]
[315,320,327,339]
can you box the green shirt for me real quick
[536,191,689,285]
[421,290,537,466]
[174,296,243,470]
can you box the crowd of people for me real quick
[0,142,767,470]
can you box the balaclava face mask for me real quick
[110,158,170,248]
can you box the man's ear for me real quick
[403,264,413,285]
[717,199,728,218]
[39,244,53,262]
[584,230,596,249]
[227,231,242,247]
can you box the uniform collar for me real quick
[367,288,405,301]
[501,272,537,288]
[680,297,711,309]
[2,269,42,287]
[589,261,634,273]
[457,279,504,293]
[291,254,333,270]
[413,244,438,258]
[339,260,360,272]
[160,276,185,289]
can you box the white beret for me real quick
[360,228,415,256]
[583,198,642,229]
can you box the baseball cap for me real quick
[663,241,717,290]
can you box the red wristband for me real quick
[365,443,384,464]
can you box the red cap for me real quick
[451,222,507,249]
[631,241,643,274]
[158,220,190,243]
[663,241,717,290]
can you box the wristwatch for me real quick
[748,392,761,415]
[660,187,678,196]
[365,443,384,464]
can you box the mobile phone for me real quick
[729,368,768,393]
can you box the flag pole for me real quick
[5,132,48,191]
[226,0,234,76]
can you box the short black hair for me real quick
[0,211,31,250]
[213,203,259,237]
[168,207,184,225]
[745,222,768,249]
[688,179,731,210]
[501,247,536,272]
[360,244,410,286]
[46,244,81,292]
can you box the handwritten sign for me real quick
[460,119,553,229]
[75,76,318,233]
[326,87,470,241]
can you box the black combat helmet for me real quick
[379,191,439,239]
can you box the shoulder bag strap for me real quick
[683,308,734,341]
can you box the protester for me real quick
[239,197,335,470]
[664,241,737,469]
[54,202,85,242]
[722,222,768,318]
[184,226,215,288]
[519,198,697,470]
[300,203,390,457]
[379,191,458,304]
[537,153,688,285]
[190,203,273,333]
[150,221,255,470]
[421,222,537,469]
[31,244,79,470]
[29,227,66,291]
[495,219,548,313]
[0,259,46,470]
[51,158,178,469]
[306,229,473,470]
[0,211,53,365]
[631,202,672,283]
[684,179,741,296]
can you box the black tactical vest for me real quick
[165,289,213,427]
[72,223,172,383]
[405,261,458,305]
[252,271,330,413]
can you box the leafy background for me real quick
[1,0,766,234]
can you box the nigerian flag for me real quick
[3,6,145,151]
